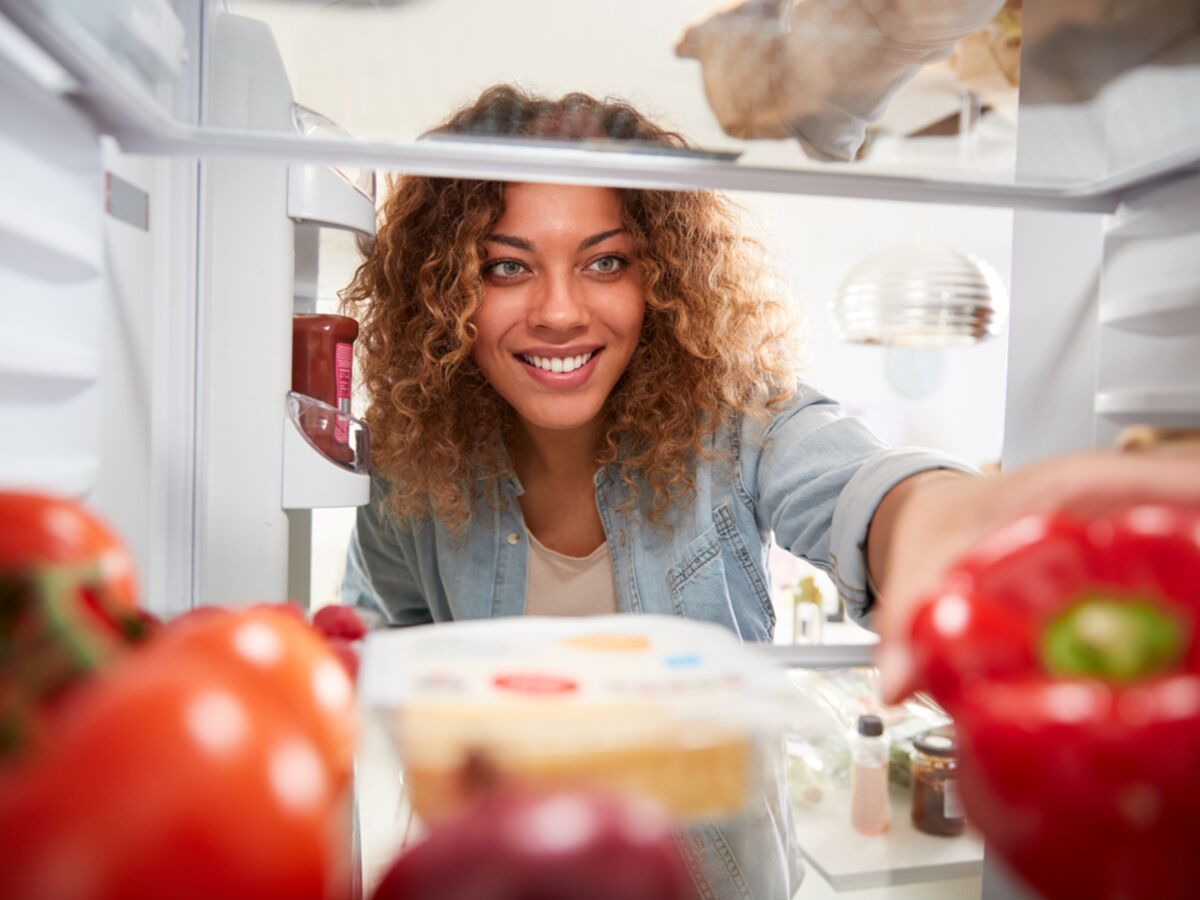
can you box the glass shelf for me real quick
[4,0,1199,212]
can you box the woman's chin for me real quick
[514,403,605,435]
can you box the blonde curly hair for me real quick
[342,84,799,531]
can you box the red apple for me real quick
[371,788,696,900]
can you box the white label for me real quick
[943,777,964,820]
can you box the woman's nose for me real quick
[529,271,588,331]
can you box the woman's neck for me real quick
[509,416,603,486]
[508,416,609,557]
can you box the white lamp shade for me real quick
[830,244,1007,347]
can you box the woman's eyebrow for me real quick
[487,234,534,251]
[485,228,626,253]
[579,228,625,250]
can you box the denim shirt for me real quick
[342,384,972,898]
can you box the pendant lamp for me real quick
[830,244,1006,347]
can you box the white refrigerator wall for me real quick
[0,37,202,617]
[0,50,103,502]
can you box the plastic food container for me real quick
[359,615,793,825]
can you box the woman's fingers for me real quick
[875,452,1200,704]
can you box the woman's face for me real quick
[471,183,645,435]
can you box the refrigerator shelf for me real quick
[791,783,985,892]
[0,187,101,284]
[1095,388,1200,428]
[1106,176,1200,241]
[282,393,370,510]
[7,0,1200,214]
[1100,285,1200,336]
[0,337,97,399]
[288,161,376,237]
[0,457,98,497]
[287,104,377,237]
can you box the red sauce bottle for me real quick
[292,314,359,464]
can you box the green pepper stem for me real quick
[1041,595,1187,682]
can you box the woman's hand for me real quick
[872,450,1200,703]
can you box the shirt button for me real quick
[506,532,521,545]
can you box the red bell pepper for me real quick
[910,504,1200,900]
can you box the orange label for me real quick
[562,634,651,653]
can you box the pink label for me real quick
[335,342,353,401]
[335,342,353,444]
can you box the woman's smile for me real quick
[514,346,604,387]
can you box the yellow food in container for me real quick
[359,615,791,825]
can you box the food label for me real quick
[335,342,352,442]
[493,673,578,695]
[943,778,964,820]
[335,342,353,400]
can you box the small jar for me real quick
[911,731,965,836]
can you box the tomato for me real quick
[151,608,357,777]
[1,493,146,759]
[0,492,137,610]
[0,609,357,900]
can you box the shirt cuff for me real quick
[829,448,978,629]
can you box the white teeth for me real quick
[520,351,594,374]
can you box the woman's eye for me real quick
[587,255,626,275]
[485,260,527,279]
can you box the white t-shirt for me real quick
[523,529,617,616]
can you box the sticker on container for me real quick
[943,777,964,820]
[493,673,578,695]
[334,342,353,443]
[562,634,650,652]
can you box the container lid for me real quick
[857,714,884,737]
[914,731,957,757]
[360,614,793,757]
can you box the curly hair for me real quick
[342,84,799,531]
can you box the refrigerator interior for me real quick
[1,1,1198,897]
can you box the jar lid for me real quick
[914,732,956,757]
[857,714,883,737]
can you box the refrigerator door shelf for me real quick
[1095,388,1200,429]
[282,392,370,509]
[287,161,376,237]
[1100,285,1200,337]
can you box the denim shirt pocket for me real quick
[666,521,744,632]
[675,821,755,900]
[713,505,776,636]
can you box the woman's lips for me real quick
[515,350,602,388]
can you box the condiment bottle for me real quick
[911,731,965,836]
[292,313,358,413]
[292,314,359,463]
[791,574,824,645]
[850,714,889,835]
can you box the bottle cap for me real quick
[914,731,956,757]
[857,714,884,737]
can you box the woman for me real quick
[341,85,1199,897]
